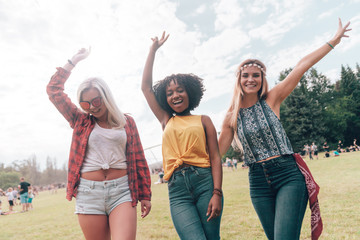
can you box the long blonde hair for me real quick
[77,77,126,129]
[228,59,268,151]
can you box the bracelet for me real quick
[68,59,75,66]
[326,42,334,49]
[213,190,222,197]
[213,188,223,197]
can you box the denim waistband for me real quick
[248,154,294,170]
[79,175,128,189]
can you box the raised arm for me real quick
[141,32,170,128]
[63,47,91,71]
[46,48,91,128]
[268,18,351,111]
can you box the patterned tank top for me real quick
[237,99,293,165]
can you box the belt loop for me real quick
[248,163,254,171]
[90,181,95,189]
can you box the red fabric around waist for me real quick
[293,153,322,240]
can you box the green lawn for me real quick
[1,151,359,239]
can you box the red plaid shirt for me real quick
[47,67,151,206]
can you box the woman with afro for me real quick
[142,32,223,240]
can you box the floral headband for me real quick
[240,63,266,75]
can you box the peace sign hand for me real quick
[150,31,170,52]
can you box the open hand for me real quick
[70,47,91,66]
[331,18,351,46]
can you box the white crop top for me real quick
[81,123,127,173]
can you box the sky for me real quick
[1,0,359,170]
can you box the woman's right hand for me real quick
[70,47,91,66]
[150,31,169,52]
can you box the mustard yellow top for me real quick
[162,115,210,180]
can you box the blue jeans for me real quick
[168,166,223,240]
[249,155,308,240]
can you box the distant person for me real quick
[303,144,310,159]
[333,150,340,157]
[337,140,344,153]
[156,170,164,184]
[18,177,31,212]
[219,18,350,240]
[6,188,15,212]
[312,142,318,160]
[27,186,34,210]
[323,142,330,158]
[226,157,234,170]
[233,158,238,169]
[354,139,359,151]
[308,144,314,160]
[12,187,18,205]
[47,47,151,240]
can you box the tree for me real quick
[279,68,329,152]
[222,145,243,163]
[336,65,360,146]
[0,171,20,190]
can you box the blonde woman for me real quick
[219,19,351,240]
[47,48,151,240]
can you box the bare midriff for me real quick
[257,155,281,163]
[81,169,127,181]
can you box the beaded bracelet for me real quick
[213,188,223,197]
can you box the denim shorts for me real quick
[20,192,28,204]
[75,175,132,215]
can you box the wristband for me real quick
[68,59,75,66]
[326,42,334,49]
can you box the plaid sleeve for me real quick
[129,117,152,200]
[46,67,82,128]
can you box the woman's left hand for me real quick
[206,194,222,222]
[140,200,151,218]
[331,18,351,46]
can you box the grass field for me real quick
[1,152,360,240]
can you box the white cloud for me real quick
[213,0,243,31]
[248,0,309,45]
[318,8,336,19]
[195,4,207,15]
[323,68,340,83]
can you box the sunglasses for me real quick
[80,96,102,110]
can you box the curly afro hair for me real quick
[153,73,205,115]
